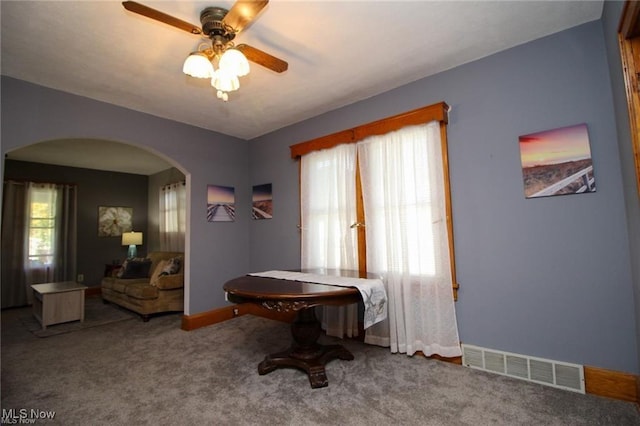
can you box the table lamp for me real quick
[122,231,143,258]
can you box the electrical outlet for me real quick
[77,274,84,283]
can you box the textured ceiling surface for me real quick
[2,1,604,174]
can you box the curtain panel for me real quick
[159,182,186,252]
[300,144,360,338]
[358,123,461,357]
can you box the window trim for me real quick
[290,102,449,158]
[618,0,640,198]
[290,102,459,300]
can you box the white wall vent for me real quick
[461,344,585,394]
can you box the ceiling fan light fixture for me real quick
[182,52,214,78]
[211,68,240,92]
[122,1,288,102]
[219,48,250,77]
[217,90,229,102]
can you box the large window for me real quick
[292,103,461,357]
[27,185,57,266]
[291,102,458,298]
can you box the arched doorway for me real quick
[2,138,189,315]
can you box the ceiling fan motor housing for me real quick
[200,7,235,41]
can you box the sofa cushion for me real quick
[118,258,152,279]
[112,278,149,293]
[155,273,184,290]
[125,283,159,300]
[101,277,116,291]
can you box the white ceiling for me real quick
[2,0,604,174]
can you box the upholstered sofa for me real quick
[101,251,184,321]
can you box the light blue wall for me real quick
[249,20,638,374]
[0,77,250,315]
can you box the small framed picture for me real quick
[519,123,596,198]
[207,185,235,222]
[98,206,132,237]
[252,183,273,220]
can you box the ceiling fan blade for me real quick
[122,1,202,35]
[223,0,269,33]
[237,44,288,73]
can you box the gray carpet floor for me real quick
[18,297,137,338]
[2,299,639,425]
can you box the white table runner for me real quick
[248,270,387,329]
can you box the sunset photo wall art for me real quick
[252,183,273,220]
[207,184,236,222]
[518,123,596,199]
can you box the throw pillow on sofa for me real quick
[162,257,182,275]
[149,259,169,287]
[117,257,152,279]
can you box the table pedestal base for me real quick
[257,307,354,388]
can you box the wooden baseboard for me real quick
[182,305,240,330]
[584,365,639,403]
[181,302,296,330]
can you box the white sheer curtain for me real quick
[159,182,186,252]
[359,122,461,357]
[300,144,360,338]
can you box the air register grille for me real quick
[461,344,585,393]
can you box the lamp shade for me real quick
[219,49,250,77]
[122,232,143,246]
[182,52,214,78]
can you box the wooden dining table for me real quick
[223,270,366,388]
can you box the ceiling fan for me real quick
[122,0,288,101]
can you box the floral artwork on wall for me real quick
[252,183,273,220]
[519,123,596,199]
[207,185,235,222]
[98,206,133,237]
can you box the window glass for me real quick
[28,186,57,266]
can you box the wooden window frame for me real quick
[290,102,459,300]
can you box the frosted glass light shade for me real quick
[182,52,214,78]
[211,68,240,92]
[219,49,250,77]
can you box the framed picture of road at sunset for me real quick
[519,123,596,199]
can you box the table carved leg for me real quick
[258,307,354,388]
